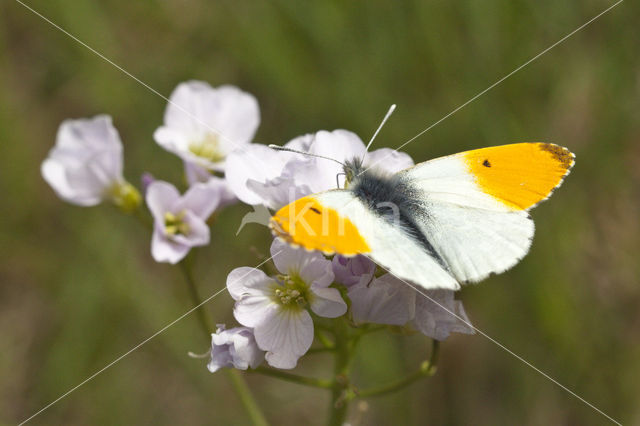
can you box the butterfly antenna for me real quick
[268,145,346,167]
[364,104,397,155]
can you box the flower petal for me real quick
[311,129,366,163]
[42,115,125,205]
[412,290,475,341]
[255,309,314,369]
[155,81,260,171]
[145,181,180,222]
[169,211,210,247]
[307,130,366,191]
[229,328,265,369]
[56,115,123,158]
[151,228,190,264]
[183,165,238,207]
[332,255,376,287]
[310,286,347,318]
[234,295,279,329]
[41,159,103,206]
[184,161,212,185]
[177,181,222,219]
[225,144,293,206]
[271,238,325,276]
[284,133,315,152]
[208,326,264,372]
[153,127,197,164]
[365,148,414,174]
[207,85,260,151]
[245,175,310,210]
[226,267,273,300]
[348,274,416,326]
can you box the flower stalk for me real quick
[358,340,440,398]
[249,367,333,389]
[328,318,353,426]
[178,258,269,426]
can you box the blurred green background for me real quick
[1,0,638,424]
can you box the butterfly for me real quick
[269,142,574,290]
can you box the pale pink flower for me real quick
[208,325,264,372]
[42,115,138,209]
[146,180,223,264]
[349,273,475,340]
[227,239,347,369]
[154,81,260,172]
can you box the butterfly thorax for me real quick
[342,156,448,270]
[343,158,418,217]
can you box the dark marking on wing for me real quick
[539,143,573,169]
[310,207,321,214]
[346,160,451,273]
[483,159,491,167]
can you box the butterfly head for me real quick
[343,157,365,187]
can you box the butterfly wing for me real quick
[269,190,461,290]
[398,142,574,283]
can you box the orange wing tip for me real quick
[464,142,576,211]
[538,143,575,171]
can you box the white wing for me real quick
[413,198,534,283]
[328,191,461,290]
[398,143,574,283]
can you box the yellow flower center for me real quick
[164,210,190,236]
[271,273,313,311]
[188,133,225,163]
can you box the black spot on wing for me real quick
[483,159,491,167]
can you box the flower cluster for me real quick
[42,79,474,377]
[217,243,474,370]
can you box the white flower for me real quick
[225,129,414,209]
[208,325,264,372]
[225,137,314,210]
[146,180,222,264]
[42,115,140,210]
[348,273,475,340]
[227,239,347,369]
[154,81,260,172]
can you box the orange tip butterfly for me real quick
[268,107,574,291]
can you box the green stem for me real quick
[358,340,440,398]
[328,319,353,426]
[316,329,336,349]
[178,258,269,426]
[249,367,333,388]
[179,260,214,340]
[226,369,269,426]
